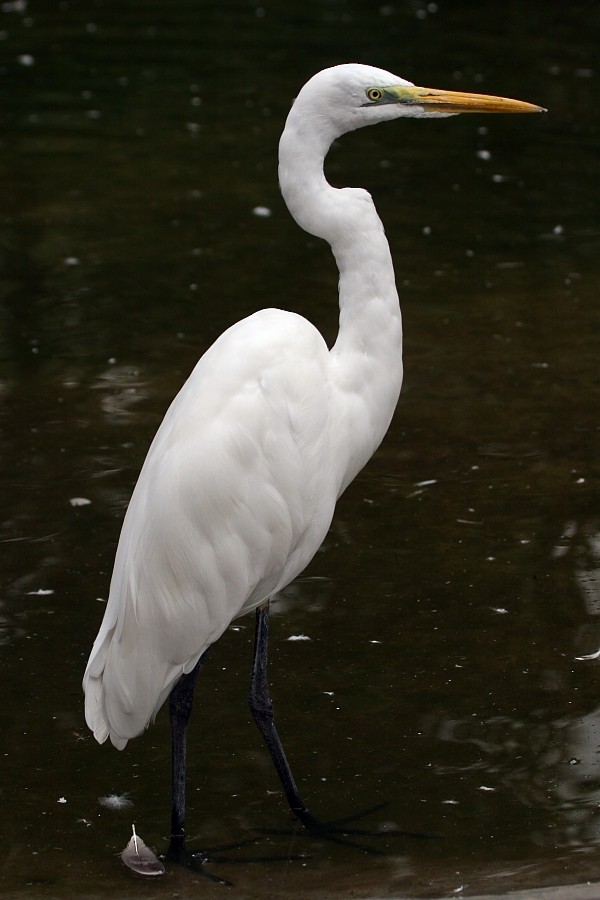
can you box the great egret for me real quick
[83,63,543,870]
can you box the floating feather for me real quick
[120,824,165,877]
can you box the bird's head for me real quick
[289,63,544,144]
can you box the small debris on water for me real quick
[287,634,311,641]
[576,648,600,661]
[99,793,133,810]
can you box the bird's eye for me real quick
[366,87,383,102]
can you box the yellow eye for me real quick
[366,87,383,102]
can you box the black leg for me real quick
[164,638,304,881]
[248,601,316,827]
[167,651,208,863]
[248,603,439,853]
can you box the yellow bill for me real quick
[387,85,546,114]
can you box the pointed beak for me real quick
[388,85,546,114]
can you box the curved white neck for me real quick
[279,106,404,491]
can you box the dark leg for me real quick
[248,601,316,827]
[165,640,302,881]
[248,602,438,852]
[167,651,208,863]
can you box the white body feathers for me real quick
[83,65,405,749]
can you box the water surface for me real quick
[1,1,599,897]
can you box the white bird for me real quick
[83,63,543,868]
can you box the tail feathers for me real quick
[82,606,212,749]
[83,641,189,750]
[84,673,129,749]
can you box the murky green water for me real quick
[1,1,599,897]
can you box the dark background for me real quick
[1,1,599,897]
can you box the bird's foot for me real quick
[259,803,440,855]
[164,836,264,884]
[165,846,233,885]
[164,834,309,884]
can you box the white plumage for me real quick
[84,65,410,748]
[82,65,542,865]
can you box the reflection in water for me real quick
[91,363,150,423]
[561,525,600,845]
[554,708,600,845]
[0,598,25,646]
[425,706,600,847]
[575,525,600,617]
[417,519,600,851]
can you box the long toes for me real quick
[256,804,440,853]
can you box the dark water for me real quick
[1,1,599,897]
